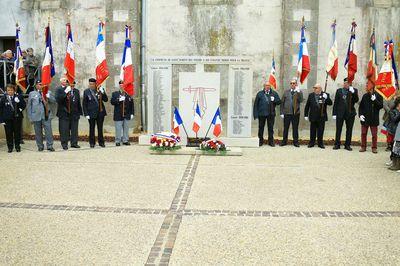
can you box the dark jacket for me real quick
[55,86,83,120]
[82,88,108,119]
[358,92,383,127]
[388,109,400,135]
[253,89,281,119]
[280,89,304,115]
[332,87,359,119]
[304,92,333,122]
[0,93,26,122]
[111,91,134,121]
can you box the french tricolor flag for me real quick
[345,21,357,83]
[268,56,277,90]
[326,20,338,81]
[41,22,55,97]
[297,20,310,84]
[14,25,26,92]
[173,107,183,135]
[192,103,202,134]
[64,23,75,84]
[120,25,134,96]
[211,107,222,137]
[95,22,109,87]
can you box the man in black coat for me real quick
[253,82,281,146]
[304,83,332,149]
[0,84,26,152]
[358,88,383,153]
[111,81,134,146]
[332,77,359,151]
[55,78,83,150]
[82,78,108,148]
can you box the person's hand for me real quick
[14,97,20,103]
[46,92,50,98]
[99,87,105,94]
[85,115,90,120]
[360,115,366,122]
[64,86,71,94]
[280,114,284,119]
[119,95,126,101]
[270,96,275,102]
[1,122,5,125]
[371,94,376,101]
[295,86,300,93]
[349,86,355,93]
[332,115,336,120]
[305,117,309,121]
[130,114,134,120]
[323,93,328,99]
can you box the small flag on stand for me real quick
[173,107,183,135]
[192,103,202,134]
[211,107,222,137]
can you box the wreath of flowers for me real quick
[150,132,181,151]
[199,139,227,154]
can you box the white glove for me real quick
[280,114,284,119]
[130,114,134,120]
[14,97,20,103]
[64,86,71,94]
[371,94,376,101]
[99,87,105,94]
[322,93,328,99]
[119,95,126,101]
[295,86,300,93]
[360,115,365,122]
[270,96,275,102]
[332,115,337,120]
[349,87,355,93]
[46,92,50,98]
[305,117,309,121]
[1,122,5,125]
[86,115,90,120]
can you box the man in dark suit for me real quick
[0,84,26,152]
[253,81,281,146]
[280,78,304,147]
[332,77,359,151]
[55,78,83,150]
[358,87,383,153]
[304,83,332,149]
[82,78,108,148]
[111,81,134,146]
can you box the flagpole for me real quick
[204,119,213,139]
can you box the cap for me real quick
[88,78,96,83]
[119,80,124,85]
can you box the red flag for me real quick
[366,29,377,91]
[375,42,396,100]
[64,23,75,84]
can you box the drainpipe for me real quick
[140,0,147,132]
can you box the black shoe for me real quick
[259,141,263,147]
[62,146,68,150]
[16,147,21,152]
[308,144,314,148]
[344,146,353,151]
[99,143,105,147]
[20,140,25,144]
[116,143,121,146]
[38,147,44,152]
[47,147,55,152]
[123,142,131,146]
[318,144,325,149]
[293,143,300,147]
[333,145,340,150]
[8,148,12,153]
[268,142,275,147]
[90,144,95,148]
[279,142,287,147]
[71,144,81,148]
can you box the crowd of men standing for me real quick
[0,77,134,153]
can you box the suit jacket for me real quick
[111,91,134,121]
[55,86,83,120]
[358,92,383,126]
[0,93,26,122]
[82,88,108,119]
[304,92,333,122]
[332,88,359,119]
[253,89,281,119]
[280,89,304,115]
[27,90,56,121]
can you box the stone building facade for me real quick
[0,0,399,139]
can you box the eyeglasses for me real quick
[290,82,296,84]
